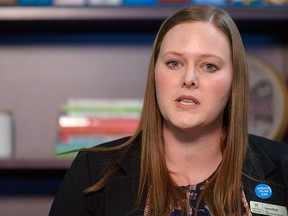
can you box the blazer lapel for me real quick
[104,136,146,215]
[243,136,287,207]
[105,174,145,215]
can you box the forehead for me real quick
[160,21,231,57]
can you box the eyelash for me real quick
[166,60,182,69]
[165,60,219,72]
[203,63,219,72]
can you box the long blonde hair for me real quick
[86,4,249,215]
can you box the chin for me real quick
[179,126,196,131]
[164,118,198,132]
[173,122,197,131]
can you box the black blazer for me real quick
[49,134,288,215]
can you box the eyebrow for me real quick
[161,51,184,58]
[161,51,224,62]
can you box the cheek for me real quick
[209,76,232,103]
[155,68,177,116]
[155,70,170,99]
[155,64,180,93]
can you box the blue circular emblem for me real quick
[255,184,272,199]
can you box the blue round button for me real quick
[255,184,272,199]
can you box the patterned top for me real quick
[170,180,211,216]
[144,179,252,216]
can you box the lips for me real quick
[176,95,200,106]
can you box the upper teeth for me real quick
[179,99,195,105]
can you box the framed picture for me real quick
[247,54,288,140]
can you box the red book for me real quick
[58,117,139,135]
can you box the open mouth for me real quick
[176,95,199,106]
[178,99,196,106]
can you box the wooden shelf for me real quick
[1,7,172,21]
[0,7,287,34]
[0,7,287,21]
[0,159,72,169]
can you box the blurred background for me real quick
[0,0,287,215]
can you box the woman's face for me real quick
[155,21,233,134]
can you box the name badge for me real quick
[250,201,288,216]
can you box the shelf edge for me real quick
[0,159,72,169]
[0,7,287,21]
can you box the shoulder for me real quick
[96,136,132,148]
[73,135,143,180]
[72,136,132,174]
[50,137,133,215]
[244,135,288,206]
[243,135,288,206]
[246,134,288,179]
[248,134,288,155]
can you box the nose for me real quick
[182,67,199,89]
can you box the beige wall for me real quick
[0,42,287,160]
[0,197,53,216]
[0,45,151,159]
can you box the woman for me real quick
[49,5,288,216]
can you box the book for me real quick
[55,98,142,159]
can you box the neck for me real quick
[163,123,223,186]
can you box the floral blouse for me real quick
[144,179,252,216]
[170,182,211,216]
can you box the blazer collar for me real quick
[115,135,142,175]
[104,134,285,214]
[115,135,279,179]
[104,135,146,215]
[243,135,287,206]
[244,135,277,179]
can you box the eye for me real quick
[203,63,218,72]
[167,60,182,70]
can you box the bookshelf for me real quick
[0,6,287,171]
[0,7,287,21]
[0,7,288,34]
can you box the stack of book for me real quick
[55,98,142,158]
